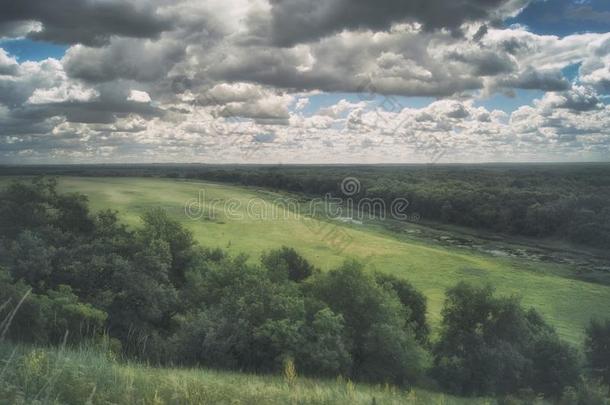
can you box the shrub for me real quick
[432,282,579,397]
[296,307,352,376]
[560,378,610,405]
[0,269,107,345]
[374,272,430,345]
[309,261,424,385]
[586,319,610,386]
[262,246,316,282]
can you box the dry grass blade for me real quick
[0,289,32,342]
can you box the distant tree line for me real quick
[2,163,609,248]
[187,165,610,249]
[0,178,609,401]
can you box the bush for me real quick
[432,282,579,397]
[309,261,424,385]
[560,378,610,405]
[172,259,350,376]
[262,246,316,282]
[586,319,610,386]
[374,272,430,345]
[0,268,107,345]
[296,307,352,376]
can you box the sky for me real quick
[0,0,609,164]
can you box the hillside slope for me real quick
[2,176,609,345]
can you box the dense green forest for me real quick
[3,164,609,249]
[1,178,609,402]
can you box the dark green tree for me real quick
[261,246,316,282]
[309,261,424,385]
[586,319,610,386]
[138,208,196,287]
[432,282,579,397]
[374,272,429,344]
[296,307,352,376]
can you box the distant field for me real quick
[2,176,609,345]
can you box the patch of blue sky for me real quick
[561,62,582,83]
[0,38,67,62]
[508,0,610,37]
[475,89,545,113]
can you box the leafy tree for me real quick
[560,378,610,405]
[586,319,610,386]
[262,246,316,282]
[0,267,43,343]
[6,231,55,291]
[374,272,429,344]
[296,307,351,376]
[0,178,58,239]
[53,192,95,235]
[138,208,196,286]
[38,285,108,344]
[173,260,306,371]
[309,261,424,385]
[432,282,579,397]
[0,268,106,345]
[530,332,581,397]
[107,237,179,360]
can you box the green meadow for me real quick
[2,175,607,346]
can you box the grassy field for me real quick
[2,176,610,346]
[0,342,501,405]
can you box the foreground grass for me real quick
[1,176,609,345]
[0,342,494,405]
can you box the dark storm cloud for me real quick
[472,25,488,42]
[63,38,185,83]
[207,35,485,97]
[0,67,163,141]
[0,114,57,136]
[0,21,38,39]
[448,50,516,76]
[269,0,528,46]
[0,0,172,46]
[501,37,530,55]
[497,68,570,92]
[36,99,163,124]
[2,96,162,129]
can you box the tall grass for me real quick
[0,342,504,405]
